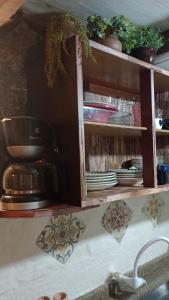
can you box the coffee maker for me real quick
[0,116,55,210]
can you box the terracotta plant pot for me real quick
[94,34,122,52]
[101,34,122,52]
[133,47,157,63]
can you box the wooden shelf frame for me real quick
[1,36,169,217]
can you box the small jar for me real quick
[155,108,163,129]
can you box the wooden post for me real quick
[50,36,85,206]
[140,69,157,187]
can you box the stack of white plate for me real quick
[86,171,118,191]
[114,169,143,186]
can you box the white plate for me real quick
[87,181,118,191]
[87,181,117,185]
[87,180,117,185]
[116,174,142,177]
[86,176,117,182]
[86,177,117,182]
[86,174,117,178]
[116,173,142,175]
[86,172,116,177]
[114,169,142,174]
[87,182,117,186]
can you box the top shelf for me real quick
[83,40,169,95]
[85,121,147,137]
[89,40,169,77]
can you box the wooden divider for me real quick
[141,69,157,187]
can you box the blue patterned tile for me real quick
[102,200,132,241]
[36,214,85,264]
[142,196,164,226]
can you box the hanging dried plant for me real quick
[45,13,93,88]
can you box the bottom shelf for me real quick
[1,185,169,217]
[82,185,169,207]
[0,203,82,218]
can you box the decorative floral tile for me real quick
[102,200,132,242]
[36,214,85,264]
[142,196,164,226]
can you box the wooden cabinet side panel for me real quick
[49,36,85,206]
[140,69,157,187]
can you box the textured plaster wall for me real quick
[0,192,169,300]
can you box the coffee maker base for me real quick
[0,195,49,210]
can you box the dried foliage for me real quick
[45,13,92,88]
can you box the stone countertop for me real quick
[75,252,169,300]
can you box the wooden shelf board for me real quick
[90,40,152,70]
[82,184,169,207]
[84,121,147,137]
[0,203,83,218]
[1,185,169,217]
[156,129,169,136]
[86,82,140,102]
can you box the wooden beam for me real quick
[87,82,140,101]
[0,0,24,25]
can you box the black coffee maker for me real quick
[1,116,57,210]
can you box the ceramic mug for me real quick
[155,118,162,129]
[53,292,68,300]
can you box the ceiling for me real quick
[23,0,169,31]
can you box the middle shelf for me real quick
[85,121,169,137]
[84,121,147,137]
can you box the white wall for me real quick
[0,192,169,300]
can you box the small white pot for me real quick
[155,118,162,129]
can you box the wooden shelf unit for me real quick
[82,39,169,206]
[1,36,169,217]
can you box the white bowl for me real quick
[118,177,143,186]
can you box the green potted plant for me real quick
[111,15,136,54]
[45,13,93,88]
[133,25,164,63]
[87,15,122,52]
